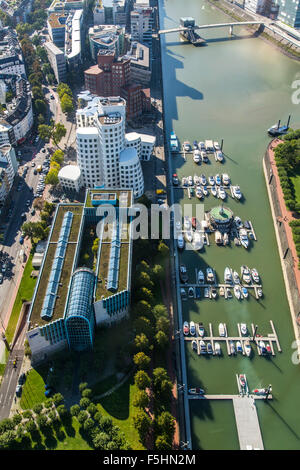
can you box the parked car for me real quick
[30,209,35,216]
[16,385,22,397]
[0,273,3,284]
[18,373,26,385]
[19,236,24,245]
[2,263,7,273]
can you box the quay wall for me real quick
[263,145,300,350]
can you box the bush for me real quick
[70,404,80,416]
[77,410,88,425]
[33,403,43,414]
[80,397,91,409]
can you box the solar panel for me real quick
[107,219,121,291]
[41,212,73,320]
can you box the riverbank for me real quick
[206,0,300,61]
[263,142,300,350]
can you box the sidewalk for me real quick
[267,139,300,296]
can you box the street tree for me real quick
[134,370,151,390]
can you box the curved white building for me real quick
[58,165,82,191]
[76,127,103,188]
[119,147,144,198]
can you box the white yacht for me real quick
[251,268,260,284]
[244,340,251,357]
[239,228,249,249]
[215,150,224,162]
[234,285,241,300]
[241,286,248,299]
[234,216,243,229]
[192,232,204,251]
[202,186,209,196]
[218,186,226,200]
[183,141,191,152]
[215,174,221,185]
[211,185,217,197]
[219,323,226,337]
[184,216,191,230]
[197,269,205,284]
[215,230,222,245]
[198,323,205,337]
[214,141,220,150]
[193,174,200,185]
[201,151,208,163]
[233,185,242,200]
[193,150,201,163]
[200,174,207,185]
[208,176,215,186]
[196,187,203,199]
[188,175,193,186]
[198,141,205,151]
[233,270,240,284]
[206,267,215,283]
[177,234,185,251]
[240,323,247,335]
[223,233,229,245]
[185,231,193,243]
[214,342,221,355]
[188,287,195,298]
[175,220,181,231]
[241,265,251,284]
[224,267,233,284]
[222,173,230,185]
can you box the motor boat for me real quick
[234,216,243,229]
[197,269,205,284]
[252,388,268,396]
[233,185,242,200]
[195,286,201,298]
[239,374,247,390]
[206,267,215,283]
[190,321,196,335]
[241,265,251,284]
[193,140,198,150]
[196,187,203,199]
[214,342,221,355]
[182,177,188,187]
[211,288,218,299]
[223,233,229,245]
[259,341,267,355]
[224,267,233,284]
[244,340,251,357]
[198,141,205,151]
[191,339,197,351]
[202,186,209,196]
[188,175,193,186]
[180,288,187,300]
[239,228,249,249]
[200,174,207,186]
[201,151,208,163]
[230,340,236,355]
[184,216,191,230]
[218,186,226,200]
[199,323,205,337]
[192,232,204,251]
[207,342,213,354]
[177,234,185,251]
[234,285,241,300]
[257,288,263,298]
[233,271,240,284]
[183,321,189,335]
[172,173,179,185]
[240,323,247,335]
[219,286,225,296]
[193,150,201,163]
[183,141,191,152]
[200,340,206,354]
[214,141,220,151]
[215,150,224,162]
[226,288,232,299]
[241,287,248,299]
[185,231,193,243]
[244,220,251,230]
[266,344,272,354]
[215,230,223,245]
[267,116,290,136]
[208,176,215,186]
[249,231,255,240]
[236,341,243,354]
[222,173,230,185]
[211,185,217,197]
[188,387,205,395]
[179,264,188,283]
[170,132,179,152]
[219,323,226,337]
[188,287,195,298]
[175,220,182,231]
[251,268,260,284]
[215,174,221,185]
[204,287,210,298]
[193,175,200,186]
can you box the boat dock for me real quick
[184,321,281,357]
[233,396,264,450]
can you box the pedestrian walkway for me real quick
[268,140,300,297]
[233,396,264,450]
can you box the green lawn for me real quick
[291,174,300,205]
[5,255,37,345]
[96,376,145,450]
[20,366,48,410]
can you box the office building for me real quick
[0,143,18,207]
[44,41,67,83]
[88,24,128,61]
[276,0,300,28]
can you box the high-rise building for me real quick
[276,0,300,28]
[88,24,128,61]
[130,3,153,47]
[71,94,153,198]
[44,41,67,83]
[244,0,268,14]
[93,0,128,26]
[0,143,18,208]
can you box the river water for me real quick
[158,0,300,450]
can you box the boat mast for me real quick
[277,119,281,130]
[287,115,291,128]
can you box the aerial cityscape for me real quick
[0,0,299,454]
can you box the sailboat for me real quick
[267,115,291,137]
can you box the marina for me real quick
[160,0,300,451]
[184,321,281,357]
